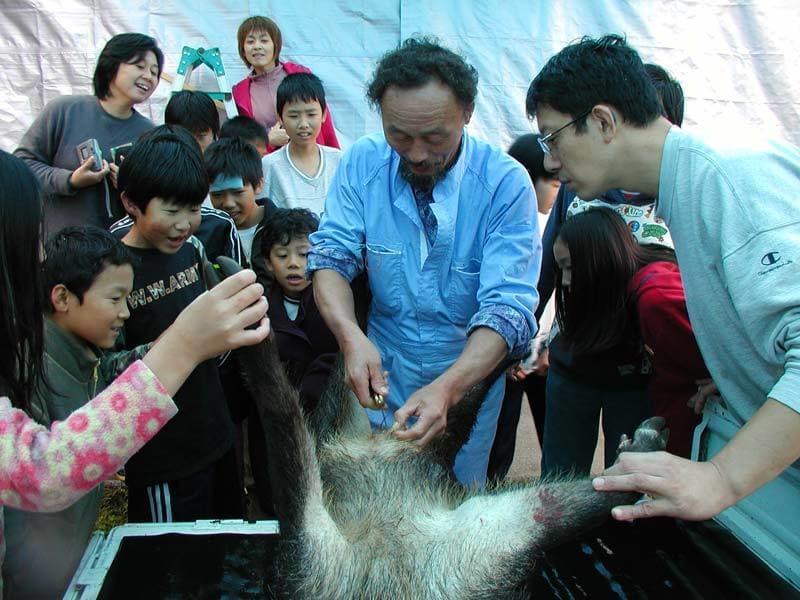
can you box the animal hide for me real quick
[237,335,667,599]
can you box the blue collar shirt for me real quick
[308,130,540,359]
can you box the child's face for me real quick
[248,138,268,157]
[243,29,276,73]
[193,129,216,153]
[266,235,311,299]
[281,99,324,147]
[553,237,572,291]
[209,181,263,229]
[534,176,561,215]
[60,264,134,349]
[126,197,201,254]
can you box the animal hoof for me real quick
[617,416,668,455]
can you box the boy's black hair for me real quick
[93,33,164,99]
[508,134,555,184]
[526,34,662,131]
[219,115,269,146]
[118,125,208,213]
[260,208,319,256]
[644,63,685,127]
[277,72,328,116]
[165,91,221,138]
[43,226,131,313]
[204,137,263,190]
[367,37,478,110]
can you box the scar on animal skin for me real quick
[532,488,565,525]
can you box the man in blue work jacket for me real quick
[308,37,541,485]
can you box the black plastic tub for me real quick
[66,518,799,599]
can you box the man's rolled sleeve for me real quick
[469,304,533,359]
[306,246,361,282]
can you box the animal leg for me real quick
[307,354,371,447]
[236,339,321,529]
[422,417,668,598]
[427,359,512,470]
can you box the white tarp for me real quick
[1,0,798,153]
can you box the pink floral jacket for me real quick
[0,361,177,595]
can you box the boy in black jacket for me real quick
[261,208,339,409]
[117,125,239,522]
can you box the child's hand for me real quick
[188,269,269,359]
[268,122,290,147]
[108,162,120,189]
[174,269,269,361]
[143,270,269,396]
[507,362,530,382]
[687,378,719,414]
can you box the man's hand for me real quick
[592,452,736,521]
[595,399,800,523]
[392,327,507,446]
[70,157,110,189]
[342,334,388,409]
[393,379,456,446]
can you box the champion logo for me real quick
[757,251,793,276]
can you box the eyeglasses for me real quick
[538,109,591,156]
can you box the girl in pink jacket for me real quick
[0,150,270,596]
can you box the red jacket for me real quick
[630,262,708,457]
[232,61,340,154]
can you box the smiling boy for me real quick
[117,125,238,523]
[261,73,342,218]
[204,137,277,286]
[3,226,143,598]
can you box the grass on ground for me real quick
[93,480,128,532]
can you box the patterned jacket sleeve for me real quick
[98,343,152,385]
[0,360,176,512]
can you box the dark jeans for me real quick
[487,373,547,482]
[541,369,652,478]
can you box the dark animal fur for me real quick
[236,334,667,599]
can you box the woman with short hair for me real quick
[232,16,339,153]
[14,33,162,235]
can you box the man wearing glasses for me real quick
[527,34,800,526]
[534,64,682,480]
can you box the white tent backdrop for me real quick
[1,0,798,153]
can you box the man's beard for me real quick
[398,159,447,193]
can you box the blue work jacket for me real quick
[309,131,541,484]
